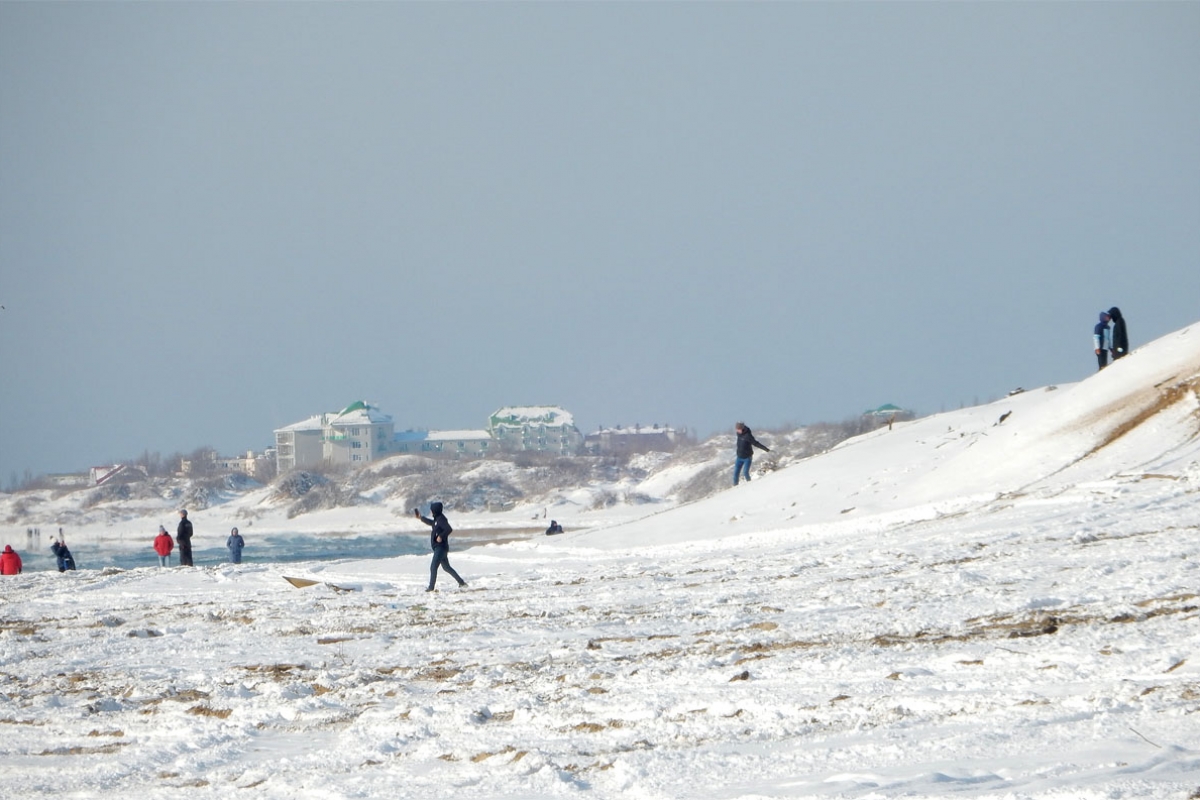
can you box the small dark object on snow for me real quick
[730,670,750,682]
[997,411,1012,425]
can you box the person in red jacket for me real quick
[153,526,174,567]
[1,544,23,575]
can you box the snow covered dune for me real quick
[1,322,1198,799]
[572,322,1200,551]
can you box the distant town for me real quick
[273,402,689,472]
[29,401,912,493]
[36,403,692,490]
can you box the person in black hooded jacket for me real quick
[1108,307,1129,361]
[176,509,194,567]
[733,422,770,486]
[414,501,466,592]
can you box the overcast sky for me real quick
[1,2,1197,483]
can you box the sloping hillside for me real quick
[569,322,1200,551]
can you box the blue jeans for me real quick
[734,457,753,485]
[428,547,465,590]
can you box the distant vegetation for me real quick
[4,415,907,520]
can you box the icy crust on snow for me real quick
[0,322,1199,799]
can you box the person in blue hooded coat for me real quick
[1093,310,1112,370]
[226,527,245,564]
[414,502,467,592]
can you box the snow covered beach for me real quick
[2,323,1199,799]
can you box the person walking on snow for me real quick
[176,509,194,567]
[1093,311,1112,370]
[153,526,174,567]
[1108,306,1129,361]
[226,527,245,564]
[1,544,22,575]
[733,422,770,486]
[414,501,466,592]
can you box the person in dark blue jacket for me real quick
[1093,311,1112,370]
[414,501,466,592]
[50,537,75,572]
[733,422,770,486]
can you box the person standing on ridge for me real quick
[414,501,467,592]
[226,527,245,564]
[1,545,22,575]
[733,422,770,486]
[1093,310,1112,370]
[1108,306,1129,361]
[153,525,174,567]
[177,509,194,567]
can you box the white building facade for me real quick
[274,401,396,473]
[488,406,583,455]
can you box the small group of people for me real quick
[2,511,250,575]
[1092,306,1130,371]
[6,503,463,591]
[545,520,564,535]
[0,535,74,576]
[152,509,245,566]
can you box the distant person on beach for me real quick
[1108,306,1129,361]
[177,509,194,567]
[414,502,467,592]
[226,527,245,564]
[733,422,770,486]
[1,545,22,575]
[49,537,75,571]
[1093,310,1112,370]
[154,526,174,567]
[545,520,564,535]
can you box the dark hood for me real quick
[1108,307,1123,321]
[430,501,444,516]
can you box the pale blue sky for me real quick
[2,2,1198,483]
